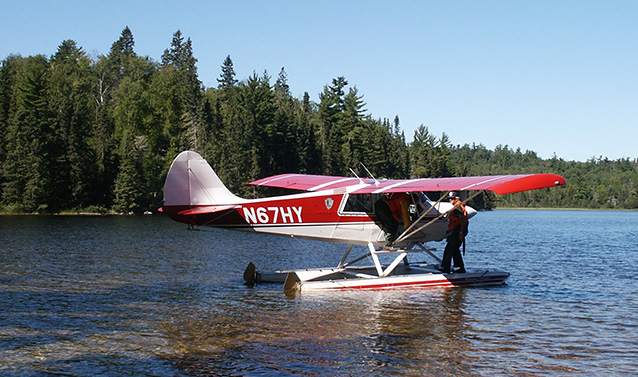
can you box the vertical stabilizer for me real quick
[163,151,242,207]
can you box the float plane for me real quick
[161,151,565,292]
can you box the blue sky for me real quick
[2,1,637,162]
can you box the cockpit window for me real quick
[340,192,437,217]
[341,193,376,214]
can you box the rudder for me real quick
[163,151,242,207]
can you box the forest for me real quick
[1,27,637,214]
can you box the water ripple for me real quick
[1,212,637,376]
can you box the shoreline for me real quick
[494,207,638,211]
[0,211,158,216]
[1,208,636,216]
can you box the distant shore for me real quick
[0,211,158,216]
[494,207,637,211]
[2,207,636,216]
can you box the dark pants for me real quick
[375,199,397,245]
[442,231,464,272]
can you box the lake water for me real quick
[1,210,636,376]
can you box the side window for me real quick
[341,194,376,215]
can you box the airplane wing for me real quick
[248,173,565,195]
[249,174,365,192]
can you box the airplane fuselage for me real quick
[161,151,564,291]
[164,188,473,247]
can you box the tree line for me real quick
[1,27,637,213]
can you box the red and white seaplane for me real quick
[161,151,565,292]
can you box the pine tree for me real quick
[6,31,634,211]
[340,86,370,174]
[47,40,97,209]
[409,125,437,178]
[107,26,135,80]
[433,132,454,177]
[158,30,202,155]
[237,72,275,182]
[161,30,184,68]
[89,27,143,209]
[217,55,238,91]
[0,55,23,200]
[117,26,135,56]
[274,67,290,102]
[2,55,50,211]
[113,135,144,213]
[295,92,320,174]
[270,67,298,173]
[383,116,409,178]
[343,86,366,127]
[318,77,349,174]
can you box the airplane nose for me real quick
[466,205,477,219]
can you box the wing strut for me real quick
[337,244,355,268]
[395,191,450,243]
[394,190,484,244]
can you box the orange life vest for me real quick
[385,193,411,225]
[448,198,468,231]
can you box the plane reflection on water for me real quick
[160,287,474,376]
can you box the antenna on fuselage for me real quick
[349,168,364,184]
[360,162,379,185]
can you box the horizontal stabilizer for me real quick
[177,205,240,216]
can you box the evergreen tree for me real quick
[340,86,370,174]
[200,88,224,166]
[270,67,297,173]
[107,26,135,81]
[237,72,275,183]
[343,86,366,126]
[0,55,23,199]
[433,132,454,177]
[295,91,321,174]
[47,40,96,209]
[4,31,638,212]
[388,116,409,178]
[159,30,202,155]
[2,55,51,211]
[274,67,290,100]
[161,30,185,68]
[217,55,238,91]
[90,27,143,209]
[409,125,436,178]
[318,76,349,174]
[113,135,144,213]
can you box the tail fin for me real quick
[163,151,242,207]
